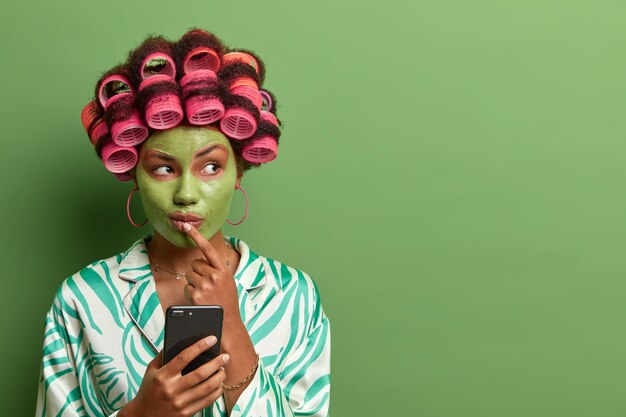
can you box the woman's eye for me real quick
[153,166,174,176]
[201,162,220,175]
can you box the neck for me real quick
[145,230,233,276]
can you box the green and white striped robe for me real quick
[35,235,331,417]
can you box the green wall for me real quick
[1,0,625,415]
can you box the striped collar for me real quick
[117,234,267,291]
[117,234,268,353]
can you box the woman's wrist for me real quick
[222,353,259,391]
[220,321,258,388]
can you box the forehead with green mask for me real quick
[135,125,239,248]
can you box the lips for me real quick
[168,211,204,231]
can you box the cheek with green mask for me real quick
[135,126,238,248]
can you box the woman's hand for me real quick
[181,224,259,414]
[182,224,241,327]
[120,336,229,417]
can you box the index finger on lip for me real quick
[183,224,227,271]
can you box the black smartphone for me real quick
[163,305,224,375]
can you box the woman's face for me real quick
[136,125,239,248]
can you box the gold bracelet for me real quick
[221,353,260,391]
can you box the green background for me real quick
[1,0,625,415]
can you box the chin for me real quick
[158,230,196,248]
[174,237,197,249]
[160,227,218,249]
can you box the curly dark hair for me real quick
[82,27,283,180]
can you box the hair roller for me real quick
[89,118,109,146]
[223,51,258,72]
[180,70,224,124]
[103,91,150,146]
[128,38,185,130]
[221,108,257,139]
[98,74,133,109]
[259,89,282,127]
[81,101,101,133]
[219,62,262,110]
[101,140,139,173]
[99,75,149,146]
[220,93,260,140]
[259,89,273,112]
[127,36,175,86]
[183,47,221,74]
[222,49,265,85]
[81,101,109,146]
[176,29,225,75]
[141,52,177,80]
[260,110,278,126]
[242,136,277,163]
[137,74,184,129]
[230,78,262,110]
[241,120,281,163]
[93,64,130,107]
[260,88,280,121]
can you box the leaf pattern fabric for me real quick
[35,235,331,417]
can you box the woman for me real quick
[35,28,331,417]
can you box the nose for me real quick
[173,171,200,206]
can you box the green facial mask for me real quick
[136,126,238,248]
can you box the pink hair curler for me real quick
[98,75,133,109]
[139,74,184,129]
[106,92,149,146]
[114,171,134,182]
[141,52,176,80]
[180,69,218,90]
[98,76,149,145]
[81,101,109,145]
[101,141,138,173]
[259,90,273,112]
[230,78,263,110]
[89,118,110,146]
[110,109,149,146]
[185,95,225,125]
[260,110,278,126]
[231,77,258,89]
[220,107,257,140]
[183,47,221,74]
[81,101,100,133]
[222,51,259,75]
[180,70,224,124]
[242,136,278,163]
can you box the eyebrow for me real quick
[194,144,224,160]
[150,152,176,162]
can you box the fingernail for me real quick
[222,354,230,364]
[205,336,217,345]
[183,223,192,231]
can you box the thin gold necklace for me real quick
[147,243,233,280]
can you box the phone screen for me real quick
[163,305,224,375]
